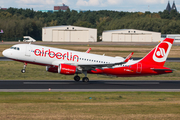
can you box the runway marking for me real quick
[104,82,159,85]
[23,82,71,85]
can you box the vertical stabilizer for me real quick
[140,38,174,67]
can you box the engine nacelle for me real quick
[46,66,58,73]
[58,64,77,75]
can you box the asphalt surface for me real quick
[1,57,180,62]
[0,80,180,92]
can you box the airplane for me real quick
[2,38,174,82]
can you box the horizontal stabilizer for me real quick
[151,68,173,72]
[151,68,173,71]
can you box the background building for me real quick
[42,25,97,42]
[161,34,180,42]
[102,29,161,42]
[54,3,69,11]
[166,1,177,12]
[38,3,69,13]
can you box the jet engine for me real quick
[58,64,77,75]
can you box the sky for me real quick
[0,0,180,13]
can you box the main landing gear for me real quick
[21,62,27,73]
[74,71,89,82]
[82,77,89,82]
[73,75,89,82]
[74,75,80,82]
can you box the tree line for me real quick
[0,7,180,41]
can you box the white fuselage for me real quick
[3,44,137,67]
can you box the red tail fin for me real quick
[140,38,174,67]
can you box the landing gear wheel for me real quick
[82,77,89,82]
[74,75,80,82]
[21,69,26,73]
[21,62,27,73]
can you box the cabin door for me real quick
[137,63,142,73]
[25,44,31,57]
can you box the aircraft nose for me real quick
[2,49,9,57]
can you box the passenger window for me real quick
[17,47,20,50]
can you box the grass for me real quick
[1,44,180,120]
[1,44,180,57]
[0,92,180,119]
[0,61,180,80]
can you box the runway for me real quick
[1,57,180,62]
[1,80,180,92]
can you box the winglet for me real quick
[124,52,134,62]
[86,48,91,53]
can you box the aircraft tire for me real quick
[74,75,80,82]
[21,69,26,73]
[82,77,89,82]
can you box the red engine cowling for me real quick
[46,66,58,73]
[58,64,77,75]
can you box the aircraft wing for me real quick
[75,62,126,71]
[72,52,133,71]
[52,52,133,71]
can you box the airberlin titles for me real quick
[34,48,79,62]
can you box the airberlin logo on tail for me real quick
[155,48,166,58]
[34,48,79,62]
[153,42,171,62]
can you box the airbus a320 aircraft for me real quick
[2,38,174,82]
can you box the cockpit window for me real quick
[10,47,20,50]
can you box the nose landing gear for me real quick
[21,62,27,73]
